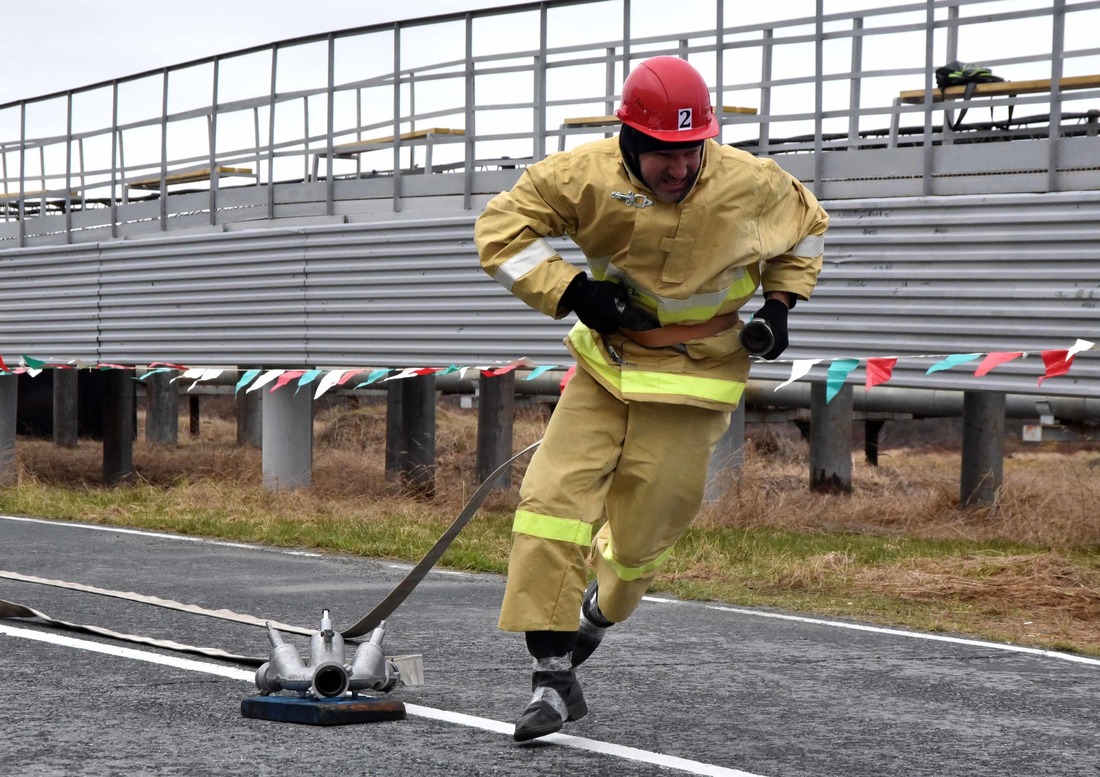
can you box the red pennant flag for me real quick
[559,365,577,393]
[865,357,897,391]
[974,352,1022,377]
[336,369,366,385]
[0,354,8,373]
[482,365,519,378]
[270,370,306,393]
[149,361,189,370]
[1037,350,1074,385]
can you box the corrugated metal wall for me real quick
[0,190,1097,399]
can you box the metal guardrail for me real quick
[0,194,1096,399]
[3,0,1100,246]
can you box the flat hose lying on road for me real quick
[0,439,541,664]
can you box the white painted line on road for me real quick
[0,623,765,777]
[8,514,1093,667]
[0,514,322,556]
[644,597,1100,667]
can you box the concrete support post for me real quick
[103,369,135,487]
[476,369,515,489]
[189,395,200,436]
[961,390,1005,508]
[706,401,746,502]
[385,374,436,498]
[236,388,263,447]
[0,374,17,486]
[810,382,853,493]
[145,370,179,445]
[262,387,313,491]
[53,369,79,448]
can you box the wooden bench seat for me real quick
[898,74,1100,105]
[891,74,1100,145]
[330,127,465,156]
[312,128,465,179]
[126,164,255,190]
[0,189,78,201]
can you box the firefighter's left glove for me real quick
[749,297,790,361]
[561,275,627,335]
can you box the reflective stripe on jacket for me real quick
[475,137,828,411]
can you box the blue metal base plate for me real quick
[241,694,406,726]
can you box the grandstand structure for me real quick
[0,0,1098,491]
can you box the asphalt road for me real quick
[1,513,1097,777]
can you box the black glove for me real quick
[746,297,789,360]
[560,275,628,335]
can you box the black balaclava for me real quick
[618,124,705,199]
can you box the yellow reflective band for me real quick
[724,270,759,302]
[601,537,675,581]
[622,370,745,405]
[512,510,593,546]
[568,324,746,405]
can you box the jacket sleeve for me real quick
[475,158,585,319]
[754,159,829,302]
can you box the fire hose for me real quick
[0,439,541,666]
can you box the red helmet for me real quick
[615,56,719,142]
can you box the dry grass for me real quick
[6,395,1099,655]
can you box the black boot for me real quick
[572,579,614,667]
[514,632,587,742]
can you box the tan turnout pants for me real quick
[498,365,732,632]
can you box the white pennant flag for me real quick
[775,359,820,391]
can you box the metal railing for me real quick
[3,0,1100,246]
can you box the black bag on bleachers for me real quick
[934,61,1010,130]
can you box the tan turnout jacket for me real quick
[476,136,828,411]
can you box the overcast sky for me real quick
[0,0,517,105]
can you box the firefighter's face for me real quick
[639,145,702,202]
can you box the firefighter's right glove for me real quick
[561,275,627,335]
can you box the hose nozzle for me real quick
[739,318,775,356]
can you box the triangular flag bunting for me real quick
[270,370,306,393]
[974,352,1022,377]
[826,359,860,403]
[313,370,347,399]
[1037,350,1074,386]
[247,369,285,393]
[1068,339,1095,358]
[925,353,982,374]
[775,359,819,391]
[865,357,897,391]
[235,369,261,395]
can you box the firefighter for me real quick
[475,55,829,742]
